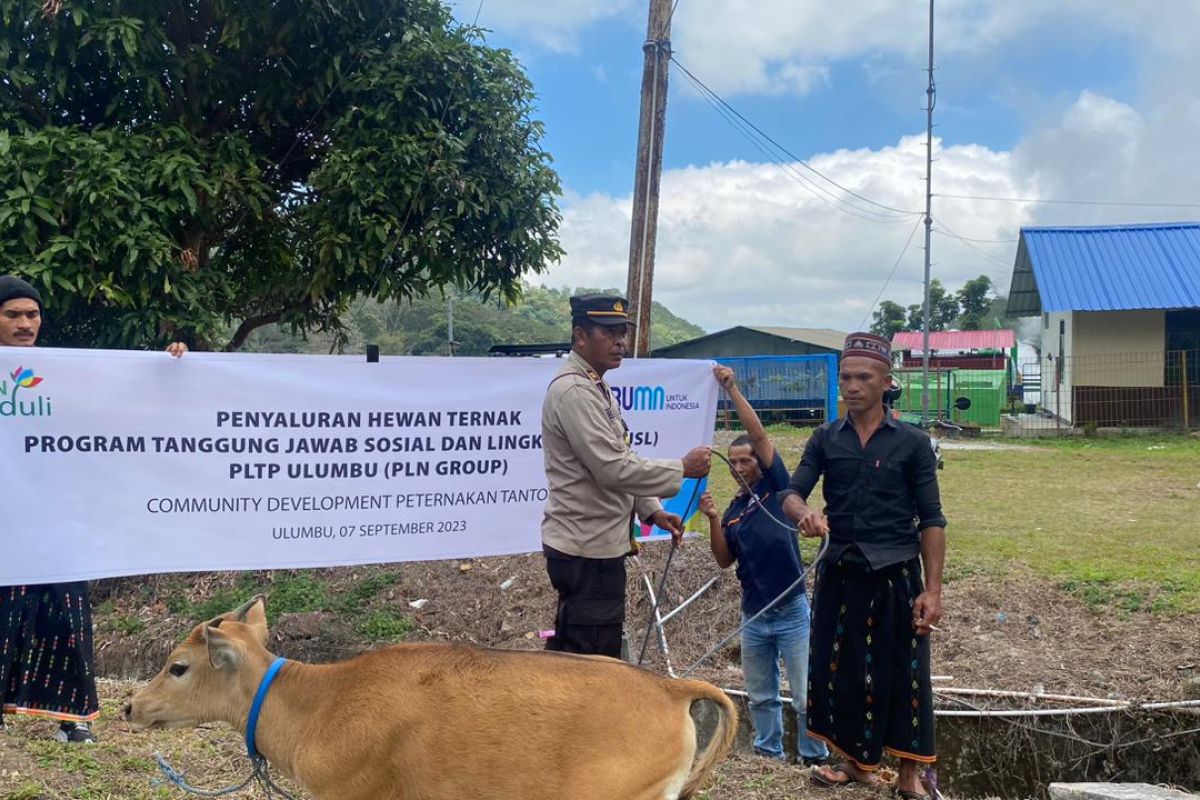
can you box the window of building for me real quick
[1165,309,1200,384]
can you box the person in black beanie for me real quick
[0,275,44,346]
[0,274,187,743]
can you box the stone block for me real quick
[1049,783,1198,800]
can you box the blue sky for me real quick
[453,1,1200,336]
[507,13,1137,197]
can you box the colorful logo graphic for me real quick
[10,367,43,389]
[0,365,52,417]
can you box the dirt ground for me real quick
[84,546,1199,701]
[2,546,1196,800]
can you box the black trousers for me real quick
[543,545,626,658]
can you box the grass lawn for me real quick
[703,429,1200,613]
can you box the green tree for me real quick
[955,275,994,330]
[869,300,907,338]
[904,279,958,332]
[977,292,1020,331]
[0,0,561,349]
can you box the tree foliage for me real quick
[871,275,1019,336]
[0,0,561,349]
[243,285,707,357]
[869,299,907,338]
[955,274,994,330]
[905,279,959,332]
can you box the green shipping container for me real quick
[892,369,955,421]
[947,369,1006,427]
[890,368,1007,428]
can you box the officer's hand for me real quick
[797,505,829,538]
[681,446,712,478]
[647,510,685,547]
[712,365,736,391]
[166,342,188,358]
[699,492,719,520]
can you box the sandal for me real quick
[895,790,932,800]
[810,762,881,789]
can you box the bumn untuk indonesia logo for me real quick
[0,367,52,418]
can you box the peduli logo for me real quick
[0,366,52,417]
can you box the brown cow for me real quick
[125,596,737,799]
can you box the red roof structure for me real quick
[891,329,1016,352]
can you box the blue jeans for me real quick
[741,592,829,761]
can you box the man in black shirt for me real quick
[781,332,945,799]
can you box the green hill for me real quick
[243,284,705,356]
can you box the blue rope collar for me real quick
[246,657,288,759]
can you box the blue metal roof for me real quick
[1007,222,1200,315]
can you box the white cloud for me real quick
[542,65,1200,335]
[541,135,1035,334]
[500,2,1200,335]
[477,1,1200,99]
[471,0,637,52]
[1009,89,1200,228]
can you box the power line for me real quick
[678,55,919,217]
[672,62,901,222]
[665,0,683,30]
[934,218,1015,269]
[671,57,922,221]
[935,193,1200,209]
[680,77,906,223]
[671,59,920,224]
[674,68,905,223]
[860,215,925,330]
[931,224,1017,244]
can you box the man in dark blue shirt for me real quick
[781,332,946,800]
[700,365,828,766]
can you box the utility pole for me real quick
[626,0,673,358]
[920,0,936,420]
[447,296,455,357]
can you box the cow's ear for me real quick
[219,594,267,624]
[203,625,241,670]
[240,596,269,645]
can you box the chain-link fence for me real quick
[1006,348,1199,434]
[717,349,1198,435]
[892,349,1198,435]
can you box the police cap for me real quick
[570,294,631,327]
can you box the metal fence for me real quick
[715,354,838,426]
[1003,348,1199,435]
[892,349,1199,435]
[717,349,1198,435]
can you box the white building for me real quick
[1006,223,1200,426]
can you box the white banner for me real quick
[0,348,717,585]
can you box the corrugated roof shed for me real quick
[1007,222,1200,316]
[744,327,847,351]
[892,330,1016,351]
[652,326,847,358]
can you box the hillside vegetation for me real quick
[243,284,706,356]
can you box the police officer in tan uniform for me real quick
[541,293,712,658]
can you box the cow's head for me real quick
[125,595,271,730]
